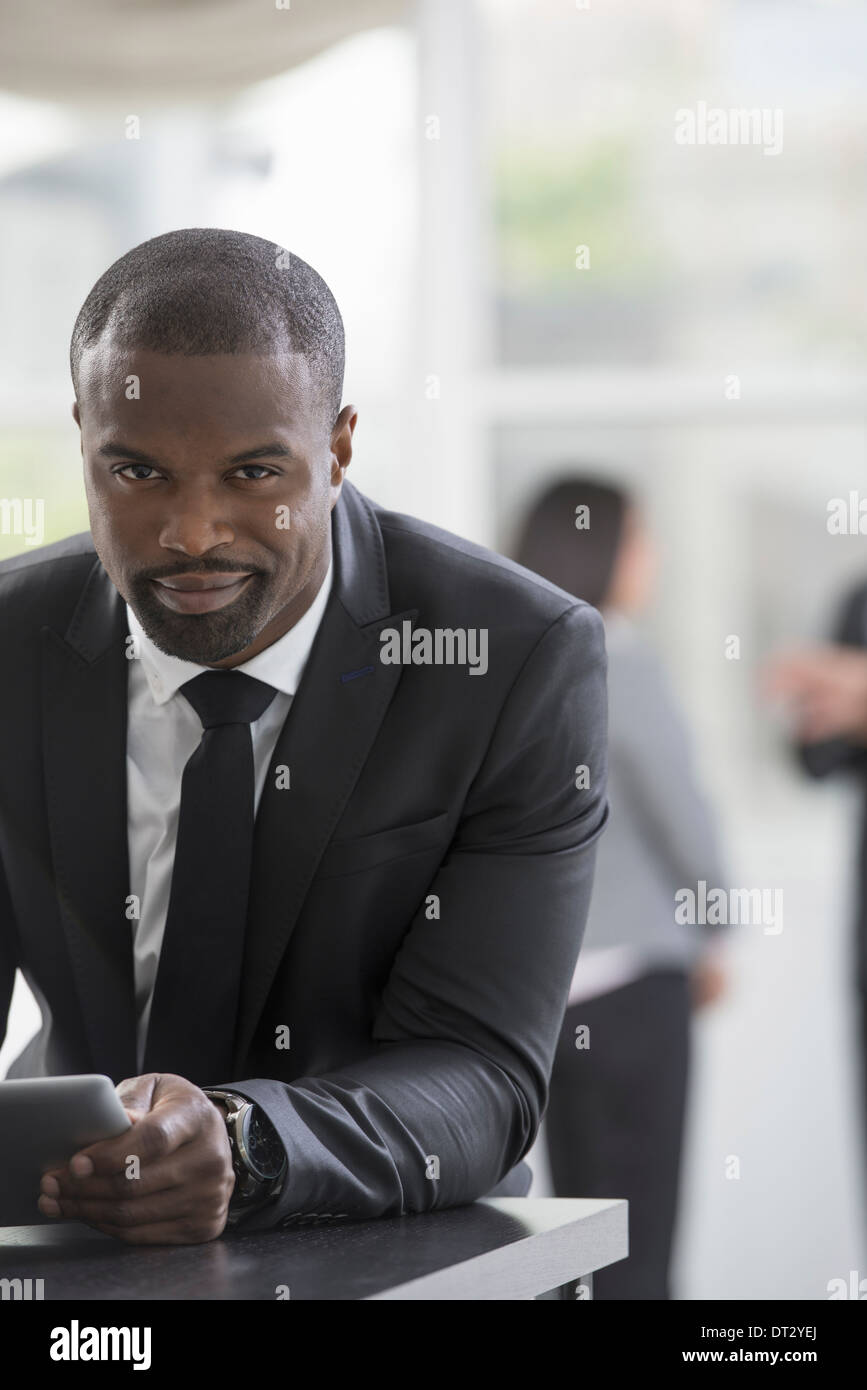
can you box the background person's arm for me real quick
[212,603,609,1229]
[796,585,867,778]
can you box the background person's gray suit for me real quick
[546,613,728,1298]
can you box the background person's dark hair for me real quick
[513,476,628,609]
[70,227,345,430]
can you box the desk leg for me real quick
[535,1274,593,1300]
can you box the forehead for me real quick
[77,342,317,439]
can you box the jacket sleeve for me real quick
[0,849,18,1061]
[216,602,609,1228]
[798,586,867,780]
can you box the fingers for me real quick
[41,1157,183,1202]
[66,1074,213,1177]
[38,1152,234,1237]
[40,1186,226,1240]
[763,648,832,689]
[41,1135,229,1202]
[763,648,857,700]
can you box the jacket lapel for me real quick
[231,481,417,1071]
[41,558,138,1082]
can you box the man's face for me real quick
[74,342,355,667]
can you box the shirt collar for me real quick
[126,554,334,708]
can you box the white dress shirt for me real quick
[125,557,333,1073]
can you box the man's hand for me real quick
[37,1073,236,1245]
[763,646,867,744]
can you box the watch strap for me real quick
[203,1088,286,1223]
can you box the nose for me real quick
[158,512,236,558]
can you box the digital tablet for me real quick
[0,1073,132,1226]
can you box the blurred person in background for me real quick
[512,478,730,1300]
[765,583,867,1181]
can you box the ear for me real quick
[331,403,357,464]
[72,400,81,428]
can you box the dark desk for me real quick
[1,1197,627,1300]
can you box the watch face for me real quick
[241,1105,285,1182]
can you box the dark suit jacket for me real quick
[0,478,608,1228]
[798,581,867,994]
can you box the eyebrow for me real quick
[97,442,298,465]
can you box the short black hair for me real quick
[70,228,345,428]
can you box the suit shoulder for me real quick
[373,498,596,633]
[0,531,97,579]
[0,533,98,632]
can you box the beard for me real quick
[126,569,277,665]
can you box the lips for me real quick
[151,573,254,615]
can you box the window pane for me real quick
[481,0,867,368]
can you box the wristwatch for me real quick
[203,1089,288,1225]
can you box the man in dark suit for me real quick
[766,582,867,1173]
[0,229,608,1244]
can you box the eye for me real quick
[116,464,160,481]
[231,465,277,481]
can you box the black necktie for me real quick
[142,669,278,1085]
